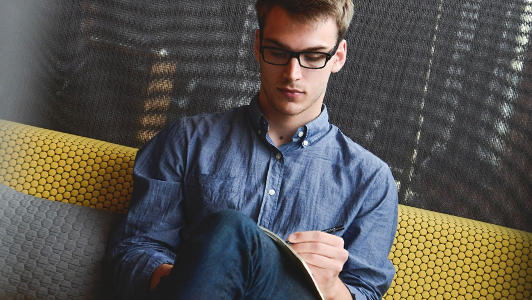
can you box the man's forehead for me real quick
[261,36,331,52]
[261,15,338,50]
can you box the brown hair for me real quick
[255,0,354,43]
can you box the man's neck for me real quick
[267,117,301,148]
[258,98,322,148]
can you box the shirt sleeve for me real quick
[341,164,399,300]
[106,120,187,300]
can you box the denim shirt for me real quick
[107,96,398,300]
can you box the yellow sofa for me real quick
[0,119,531,300]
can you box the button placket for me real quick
[257,150,284,228]
[268,151,283,198]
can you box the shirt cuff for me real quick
[123,250,176,300]
[145,251,176,285]
[345,285,365,300]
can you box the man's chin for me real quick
[271,102,306,116]
[261,90,314,117]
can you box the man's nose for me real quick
[283,57,302,80]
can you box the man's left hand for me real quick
[287,231,352,300]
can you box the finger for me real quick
[287,230,344,247]
[297,251,346,274]
[292,242,349,262]
[290,240,339,258]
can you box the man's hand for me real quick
[149,263,173,291]
[287,231,352,300]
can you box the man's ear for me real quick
[254,29,261,63]
[331,39,347,73]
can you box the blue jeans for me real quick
[148,210,320,300]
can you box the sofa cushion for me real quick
[0,183,123,299]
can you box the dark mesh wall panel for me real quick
[0,0,531,231]
[327,0,532,231]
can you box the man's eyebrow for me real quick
[263,38,330,52]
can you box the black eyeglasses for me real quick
[259,42,339,69]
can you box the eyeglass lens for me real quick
[262,48,329,69]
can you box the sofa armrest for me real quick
[389,205,532,299]
[0,119,137,213]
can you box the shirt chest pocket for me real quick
[183,174,244,222]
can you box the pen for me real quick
[285,225,345,245]
[321,225,345,234]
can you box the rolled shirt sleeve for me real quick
[106,121,187,300]
[342,165,399,300]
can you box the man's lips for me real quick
[278,87,304,97]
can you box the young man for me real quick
[107,1,398,299]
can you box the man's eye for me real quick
[303,53,324,62]
[270,50,288,57]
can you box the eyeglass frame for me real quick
[259,40,340,70]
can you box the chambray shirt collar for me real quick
[247,95,331,148]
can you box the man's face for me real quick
[254,6,347,121]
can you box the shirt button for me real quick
[298,131,304,138]
[268,189,276,196]
[275,153,282,160]
[302,140,309,147]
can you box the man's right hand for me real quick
[149,263,174,291]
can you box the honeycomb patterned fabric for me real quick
[0,119,137,213]
[1,119,532,299]
[385,206,532,300]
[0,183,123,299]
